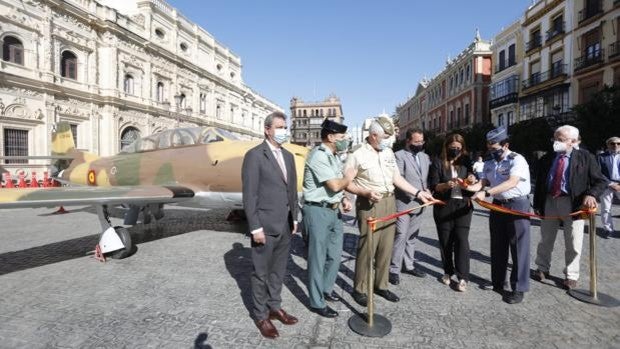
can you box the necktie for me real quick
[551,155,566,197]
[274,149,288,182]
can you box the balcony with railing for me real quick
[546,22,565,42]
[526,35,542,53]
[494,60,517,74]
[609,42,620,60]
[578,1,603,24]
[574,48,604,71]
[522,64,567,90]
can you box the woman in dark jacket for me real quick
[428,133,475,292]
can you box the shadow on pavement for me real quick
[0,207,248,275]
[193,332,213,349]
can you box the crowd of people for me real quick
[241,111,618,339]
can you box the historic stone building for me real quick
[490,19,524,127]
[519,0,575,122]
[571,0,620,104]
[289,95,343,147]
[396,31,492,136]
[0,0,281,177]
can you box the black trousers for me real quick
[433,199,473,280]
[251,230,291,320]
[489,197,531,292]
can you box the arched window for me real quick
[120,127,140,151]
[2,36,23,65]
[61,51,77,80]
[179,93,186,108]
[156,82,164,102]
[123,74,134,95]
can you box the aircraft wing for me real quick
[0,185,194,209]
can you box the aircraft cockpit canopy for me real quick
[120,127,239,154]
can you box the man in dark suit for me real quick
[242,111,299,339]
[598,136,620,238]
[389,128,431,285]
[533,125,608,290]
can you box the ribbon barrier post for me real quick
[472,199,619,308]
[568,212,619,307]
[349,200,443,337]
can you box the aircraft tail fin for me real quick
[52,122,76,155]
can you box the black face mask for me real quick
[409,144,424,153]
[447,148,461,159]
[491,148,504,161]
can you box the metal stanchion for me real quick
[348,218,392,337]
[568,213,619,307]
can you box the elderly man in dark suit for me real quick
[598,136,620,238]
[242,111,299,339]
[533,125,608,290]
[389,128,431,285]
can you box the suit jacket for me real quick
[394,149,430,211]
[428,155,474,203]
[242,140,298,236]
[533,149,608,215]
[598,151,619,182]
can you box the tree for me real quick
[573,85,620,152]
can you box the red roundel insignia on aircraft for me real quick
[88,170,97,186]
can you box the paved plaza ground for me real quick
[1,201,619,348]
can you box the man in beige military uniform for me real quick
[345,117,434,306]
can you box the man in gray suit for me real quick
[242,111,299,339]
[389,128,430,285]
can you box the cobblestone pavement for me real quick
[1,202,619,348]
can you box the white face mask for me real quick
[273,128,288,144]
[553,140,568,153]
[379,138,392,151]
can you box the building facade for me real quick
[490,19,524,127]
[397,31,492,136]
[289,95,343,147]
[571,0,620,104]
[0,0,281,176]
[520,0,575,123]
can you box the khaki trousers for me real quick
[354,195,396,294]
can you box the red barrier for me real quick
[17,172,27,188]
[3,172,14,188]
[30,172,39,188]
[42,172,50,188]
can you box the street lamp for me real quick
[173,93,192,127]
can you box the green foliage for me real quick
[573,85,620,152]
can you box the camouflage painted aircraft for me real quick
[0,122,309,259]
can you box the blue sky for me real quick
[169,0,533,127]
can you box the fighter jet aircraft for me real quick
[0,122,309,259]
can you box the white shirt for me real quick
[481,151,531,200]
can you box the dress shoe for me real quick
[269,308,298,325]
[255,319,279,339]
[310,306,338,318]
[602,230,612,239]
[563,279,577,290]
[374,288,400,302]
[456,279,467,292]
[532,269,549,282]
[389,273,400,285]
[323,291,340,302]
[503,291,524,304]
[352,291,368,307]
[403,268,426,278]
[441,274,451,285]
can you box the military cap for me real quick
[486,125,508,144]
[321,119,348,134]
[376,116,395,136]
[606,136,620,145]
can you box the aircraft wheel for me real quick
[109,226,134,259]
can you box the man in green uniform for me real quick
[303,119,356,318]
